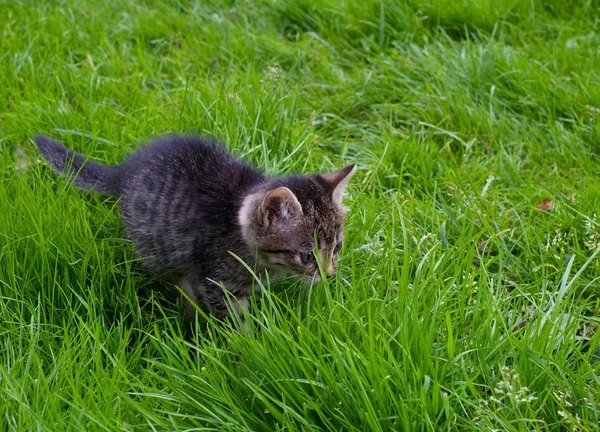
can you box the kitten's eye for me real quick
[300,251,315,265]
[334,241,343,254]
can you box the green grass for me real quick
[1,0,600,430]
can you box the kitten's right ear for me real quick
[259,187,303,227]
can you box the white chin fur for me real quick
[238,192,262,248]
[304,273,321,283]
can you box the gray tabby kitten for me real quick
[36,134,356,325]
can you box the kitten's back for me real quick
[121,135,262,199]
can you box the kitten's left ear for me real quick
[319,164,357,206]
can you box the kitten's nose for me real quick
[326,261,334,278]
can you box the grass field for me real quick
[2,0,600,430]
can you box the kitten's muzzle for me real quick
[325,261,334,278]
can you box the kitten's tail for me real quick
[36,134,122,196]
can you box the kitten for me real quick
[36,134,356,325]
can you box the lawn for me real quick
[1,0,600,430]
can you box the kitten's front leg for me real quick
[207,289,251,331]
[233,295,250,331]
[173,276,201,321]
[176,276,251,329]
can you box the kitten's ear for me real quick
[259,187,303,227]
[319,164,357,206]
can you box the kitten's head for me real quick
[239,164,356,281]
